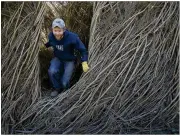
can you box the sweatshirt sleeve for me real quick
[44,33,52,48]
[74,36,88,62]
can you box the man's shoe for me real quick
[50,88,64,97]
[50,90,59,97]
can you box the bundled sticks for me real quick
[1,2,46,134]
[1,1,179,134]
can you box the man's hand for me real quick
[82,61,89,72]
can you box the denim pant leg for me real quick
[61,61,75,89]
[48,57,63,89]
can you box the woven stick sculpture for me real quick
[1,1,179,134]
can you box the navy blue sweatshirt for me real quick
[45,30,88,62]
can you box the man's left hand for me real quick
[82,61,89,72]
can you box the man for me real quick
[45,18,89,97]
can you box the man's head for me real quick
[52,18,66,40]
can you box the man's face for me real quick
[52,27,64,40]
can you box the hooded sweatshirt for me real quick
[45,30,88,62]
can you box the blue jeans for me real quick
[48,57,75,89]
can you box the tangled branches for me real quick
[1,1,179,134]
[1,2,46,134]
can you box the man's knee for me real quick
[48,68,59,75]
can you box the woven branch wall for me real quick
[1,1,179,134]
